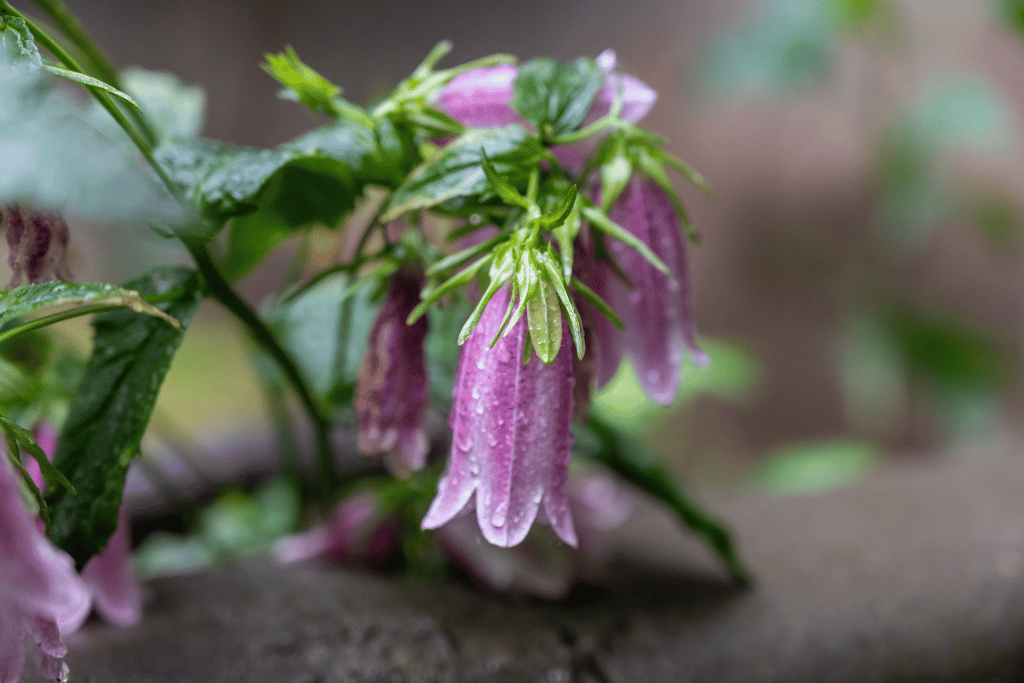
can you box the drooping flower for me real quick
[436,49,655,130]
[273,491,398,568]
[354,271,430,478]
[28,424,143,629]
[0,454,90,683]
[421,285,577,548]
[1,205,72,288]
[602,179,708,405]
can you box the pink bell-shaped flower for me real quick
[436,49,655,130]
[354,271,430,477]
[421,285,578,548]
[28,424,143,629]
[1,455,90,683]
[1,206,72,288]
[604,179,708,405]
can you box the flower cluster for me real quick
[354,51,705,549]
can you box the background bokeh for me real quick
[22,0,1024,500]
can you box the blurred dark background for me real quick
[32,0,1024,494]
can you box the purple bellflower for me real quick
[603,179,708,405]
[1,206,72,288]
[355,271,430,478]
[421,285,577,548]
[1,455,90,683]
[273,491,398,568]
[28,424,143,629]
[436,49,655,132]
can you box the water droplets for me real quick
[490,500,508,527]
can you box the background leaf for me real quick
[46,266,202,567]
[511,57,602,138]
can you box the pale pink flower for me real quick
[355,271,430,477]
[602,179,708,405]
[272,492,398,568]
[1,455,90,683]
[421,285,577,548]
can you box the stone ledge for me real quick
[29,438,1024,683]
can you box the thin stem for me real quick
[185,242,336,493]
[3,4,174,192]
[28,0,159,145]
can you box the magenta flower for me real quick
[273,492,398,568]
[421,285,578,548]
[436,50,655,130]
[1,205,72,288]
[28,424,143,629]
[603,179,708,405]
[1,455,90,683]
[355,271,430,477]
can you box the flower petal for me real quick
[435,65,519,127]
[607,179,707,405]
[422,286,577,548]
[80,507,142,628]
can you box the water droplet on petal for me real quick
[456,432,474,451]
[471,387,480,400]
[490,502,508,527]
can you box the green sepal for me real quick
[4,438,48,526]
[46,266,202,569]
[570,275,623,330]
[525,268,562,364]
[457,244,516,345]
[426,230,507,277]
[407,253,491,324]
[534,249,585,359]
[581,201,672,279]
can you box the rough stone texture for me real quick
[28,439,1024,683]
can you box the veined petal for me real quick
[592,50,657,124]
[607,179,707,405]
[81,507,142,628]
[1,206,73,288]
[355,271,430,477]
[435,65,519,127]
[422,285,577,548]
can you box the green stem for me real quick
[185,243,336,493]
[5,3,339,496]
[3,3,173,191]
[28,0,158,145]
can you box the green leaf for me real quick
[0,415,73,494]
[511,57,603,139]
[220,212,292,282]
[0,281,181,331]
[600,147,633,211]
[262,46,341,116]
[46,266,202,568]
[382,125,544,220]
[121,68,205,140]
[288,115,417,188]
[41,65,141,110]
[157,138,359,237]
[578,414,751,586]
[0,15,42,70]
[481,152,530,209]
[526,275,562,364]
